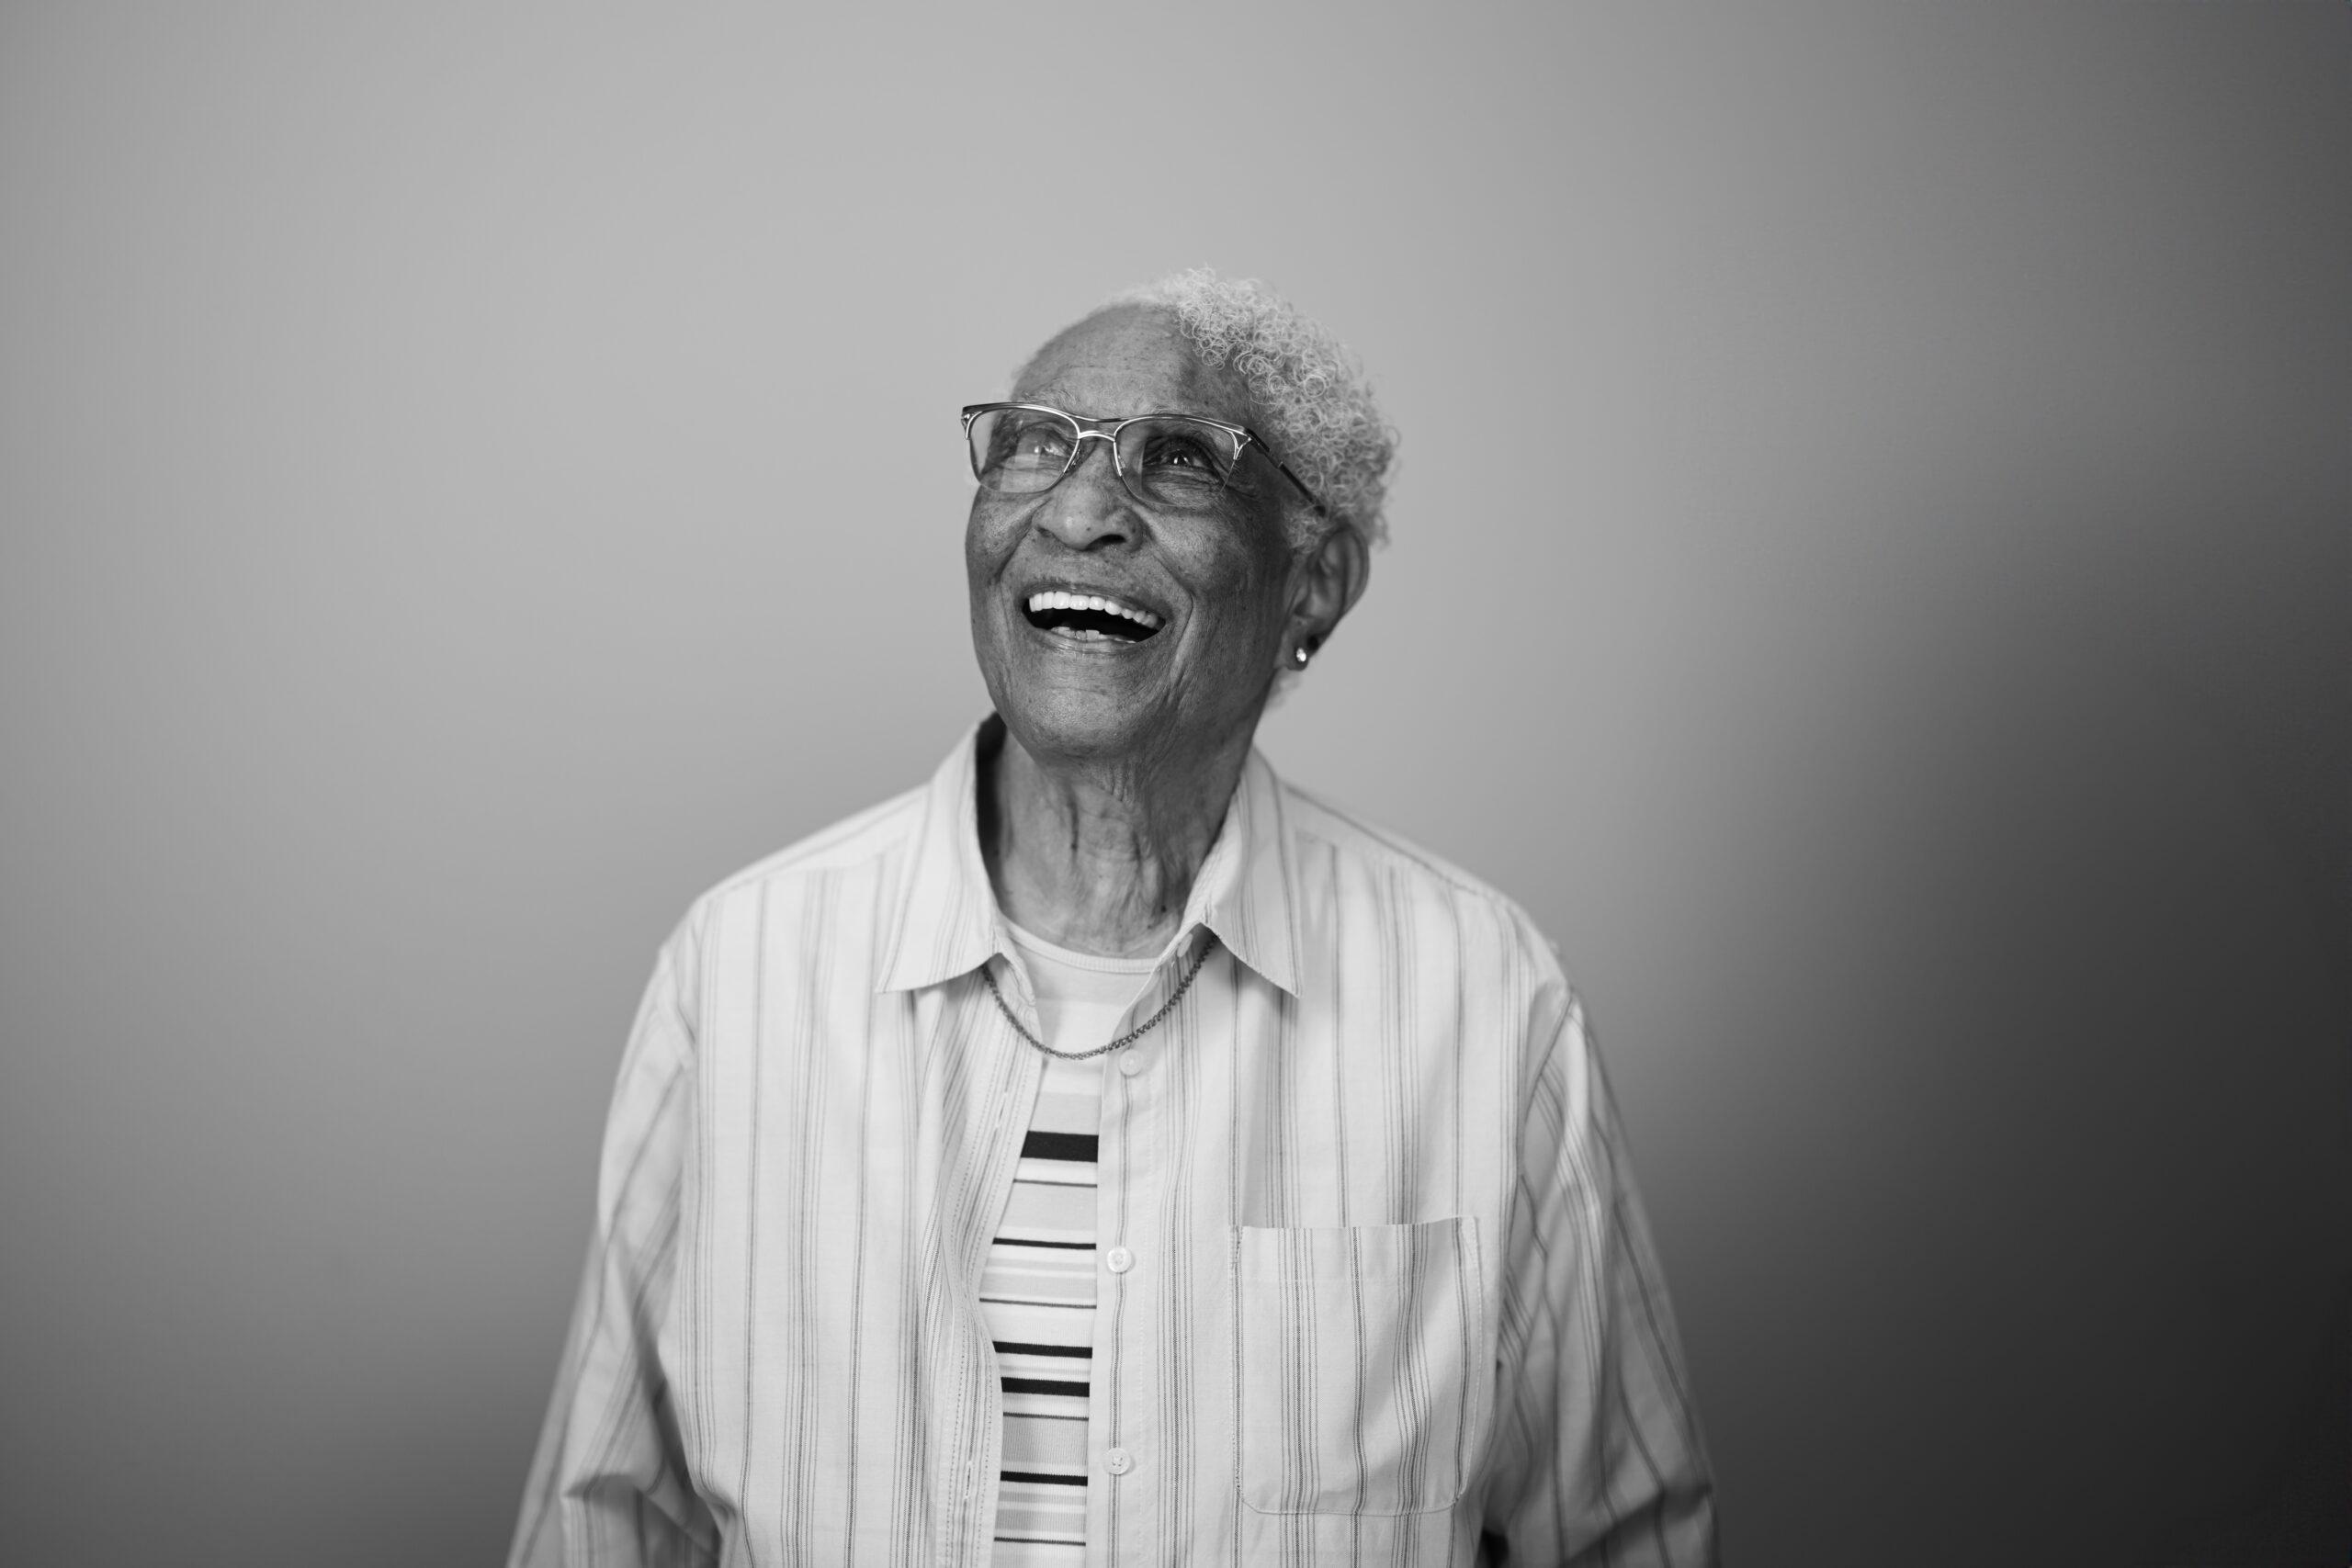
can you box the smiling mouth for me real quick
[1022,590,1165,644]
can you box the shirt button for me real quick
[1105,1447,1133,1476]
[1117,1049,1145,1077]
[1105,1245,1135,1275]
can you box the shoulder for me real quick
[1276,774,1572,995]
[662,782,930,956]
[709,784,928,897]
[1279,778,1520,906]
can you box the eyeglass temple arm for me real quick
[1215,420,1325,517]
[1253,444,1327,517]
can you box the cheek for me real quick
[964,503,1017,588]
[963,522,1008,645]
[1186,537,1295,634]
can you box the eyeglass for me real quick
[961,402,1325,516]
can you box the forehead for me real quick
[1012,304,1256,425]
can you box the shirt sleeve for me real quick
[508,937,718,1568]
[1482,993,1719,1566]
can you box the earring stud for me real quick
[1294,645,1311,667]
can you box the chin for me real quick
[998,680,1161,765]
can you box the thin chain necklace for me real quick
[980,932,1221,1062]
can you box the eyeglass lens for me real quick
[967,407,1255,509]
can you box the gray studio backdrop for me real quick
[3,6,2343,1566]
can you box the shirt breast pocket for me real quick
[1231,1217,1489,1517]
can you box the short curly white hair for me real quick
[1106,268,1396,548]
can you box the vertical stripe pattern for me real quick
[509,718,1717,1568]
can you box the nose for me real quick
[1033,433,1134,549]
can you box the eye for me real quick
[1135,425,1230,487]
[991,413,1072,472]
[1148,437,1214,470]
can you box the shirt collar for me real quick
[876,716,1301,997]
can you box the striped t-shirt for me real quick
[981,923,1153,1567]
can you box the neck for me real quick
[979,718,1253,959]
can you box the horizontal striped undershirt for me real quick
[981,923,1152,1567]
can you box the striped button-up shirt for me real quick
[510,719,1717,1567]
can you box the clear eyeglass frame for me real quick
[960,401,1326,517]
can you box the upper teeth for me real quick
[1026,591,1163,629]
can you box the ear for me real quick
[1287,522,1372,653]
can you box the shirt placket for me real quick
[954,967,1046,1567]
[1089,952,1181,1566]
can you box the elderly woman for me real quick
[512,270,1716,1567]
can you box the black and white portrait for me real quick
[2,7,2341,1566]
